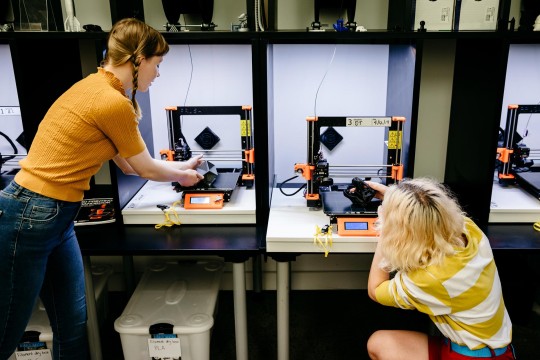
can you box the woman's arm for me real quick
[121,148,203,186]
[366,180,390,301]
[113,154,138,175]
[367,241,390,302]
[167,154,204,171]
[365,180,388,199]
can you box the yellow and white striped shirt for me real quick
[375,218,512,350]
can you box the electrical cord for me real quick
[313,224,332,257]
[155,200,182,229]
[313,45,337,118]
[180,32,194,132]
[278,175,306,196]
[522,100,540,139]
[0,131,18,169]
[183,14,194,109]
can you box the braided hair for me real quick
[103,18,169,118]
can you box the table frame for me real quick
[77,223,262,360]
[266,189,540,360]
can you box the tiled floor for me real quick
[102,289,540,360]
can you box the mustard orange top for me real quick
[15,68,146,202]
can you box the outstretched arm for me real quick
[118,148,203,186]
[365,180,390,302]
[367,241,390,302]
[365,180,388,200]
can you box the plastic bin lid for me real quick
[114,260,224,335]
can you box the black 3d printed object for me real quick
[343,177,376,207]
[195,126,220,150]
[320,126,343,151]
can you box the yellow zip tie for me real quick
[155,200,183,229]
[313,224,333,257]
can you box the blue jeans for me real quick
[0,181,87,360]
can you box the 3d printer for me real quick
[161,105,255,209]
[497,104,540,199]
[294,115,405,236]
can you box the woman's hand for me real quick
[183,154,204,170]
[365,181,388,200]
[177,169,204,187]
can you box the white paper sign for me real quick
[15,349,52,360]
[0,106,21,116]
[148,338,181,359]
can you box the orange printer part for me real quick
[391,164,404,181]
[496,147,513,164]
[294,163,315,181]
[498,173,515,180]
[244,149,255,163]
[160,149,175,161]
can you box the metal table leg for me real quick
[277,261,290,360]
[233,261,248,360]
[83,256,102,360]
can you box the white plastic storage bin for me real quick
[114,260,224,360]
[8,264,113,360]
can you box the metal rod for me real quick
[196,158,244,161]
[191,149,242,152]
[329,164,391,168]
[328,173,392,178]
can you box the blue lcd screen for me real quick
[344,222,368,231]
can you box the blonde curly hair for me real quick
[376,178,466,273]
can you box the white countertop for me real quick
[489,181,540,223]
[121,181,256,225]
[266,188,378,254]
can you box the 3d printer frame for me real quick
[294,115,405,208]
[497,104,540,197]
[163,105,255,200]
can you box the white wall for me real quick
[0,45,25,172]
[271,44,390,184]
[413,40,455,181]
[147,44,253,165]
[500,44,540,154]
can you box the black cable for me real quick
[278,175,306,196]
[0,131,17,164]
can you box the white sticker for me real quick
[0,107,21,116]
[15,349,52,360]
[485,7,495,22]
[345,117,391,127]
[148,338,181,359]
[441,7,451,23]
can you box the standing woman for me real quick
[365,178,515,360]
[0,18,203,359]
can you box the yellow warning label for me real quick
[388,131,402,149]
[240,120,251,136]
